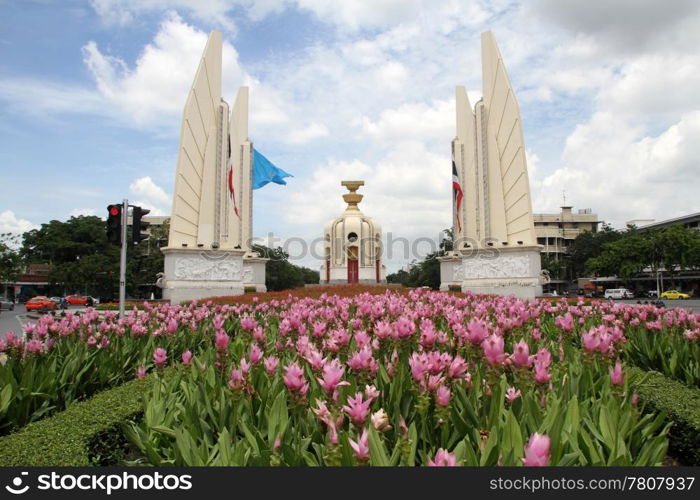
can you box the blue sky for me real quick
[2,0,700,271]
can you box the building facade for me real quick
[534,206,600,259]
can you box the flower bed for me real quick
[1,288,697,465]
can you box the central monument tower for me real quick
[440,31,542,299]
[159,31,267,303]
[320,181,386,284]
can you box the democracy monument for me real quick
[439,31,543,299]
[158,30,542,302]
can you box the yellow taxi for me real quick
[660,290,690,300]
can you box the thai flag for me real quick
[227,157,241,219]
[452,157,463,233]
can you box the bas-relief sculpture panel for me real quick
[455,254,531,281]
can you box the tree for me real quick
[568,223,621,277]
[0,234,22,293]
[253,244,315,291]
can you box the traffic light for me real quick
[132,206,151,245]
[106,204,122,245]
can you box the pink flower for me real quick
[364,384,380,402]
[533,361,551,384]
[86,336,97,347]
[435,385,451,407]
[523,433,550,466]
[166,318,178,334]
[631,393,639,406]
[181,350,192,366]
[317,358,349,395]
[228,368,245,390]
[136,365,146,379]
[447,355,469,379]
[215,331,230,351]
[153,347,167,368]
[240,316,258,331]
[249,343,263,364]
[283,362,308,395]
[610,361,624,385]
[428,449,457,466]
[264,356,279,375]
[506,387,521,402]
[511,339,532,367]
[342,392,372,426]
[481,334,506,366]
[466,318,489,345]
[348,429,370,462]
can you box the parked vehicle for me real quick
[660,290,690,300]
[25,296,58,311]
[0,297,14,311]
[65,295,87,305]
[604,288,634,299]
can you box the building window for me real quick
[537,237,546,245]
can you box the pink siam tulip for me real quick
[610,361,624,385]
[166,318,178,334]
[181,350,192,366]
[215,331,230,351]
[435,385,451,407]
[317,358,350,395]
[249,343,263,364]
[228,368,245,391]
[263,356,279,375]
[348,429,370,462]
[506,387,521,402]
[481,334,506,366]
[523,433,551,466]
[305,347,325,371]
[555,312,574,332]
[533,361,551,384]
[392,316,416,340]
[428,449,457,466]
[153,347,167,368]
[466,318,489,345]
[240,316,258,331]
[373,320,392,340]
[283,362,308,396]
[342,392,372,426]
[136,365,146,379]
[511,339,532,367]
[25,339,43,354]
[447,355,469,380]
[534,348,552,367]
[364,385,380,402]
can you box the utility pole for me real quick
[119,199,128,318]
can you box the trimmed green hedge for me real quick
[629,366,700,465]
[0,375,154,466]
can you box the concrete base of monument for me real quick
[439,246,543,301]
[159,248,267,303]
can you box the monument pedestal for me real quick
[439,246,543,301]
[160,247,264,304]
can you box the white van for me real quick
[604,288,633,299]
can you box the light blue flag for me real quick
[252,149,293,190]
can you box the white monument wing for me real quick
[481,31,536,246]
[168,31,223,248]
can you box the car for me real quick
[0,297,14,311]
[660,290,690,300]
[604,288,634,299]
[65,294,87,305]
[86,296,100,306]
[25,296,58,311]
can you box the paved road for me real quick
[616,298,700,314]
[0,306,27,338]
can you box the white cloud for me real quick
[69,208,97,217]
[285,122,329,144]
[0,210,38,235]
[82,12,247,127]
[359,99,453,142]
[129,176,171,215]
[532,110,700,226]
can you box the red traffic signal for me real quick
[106,204,122,245]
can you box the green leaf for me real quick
[367,427,390,466]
